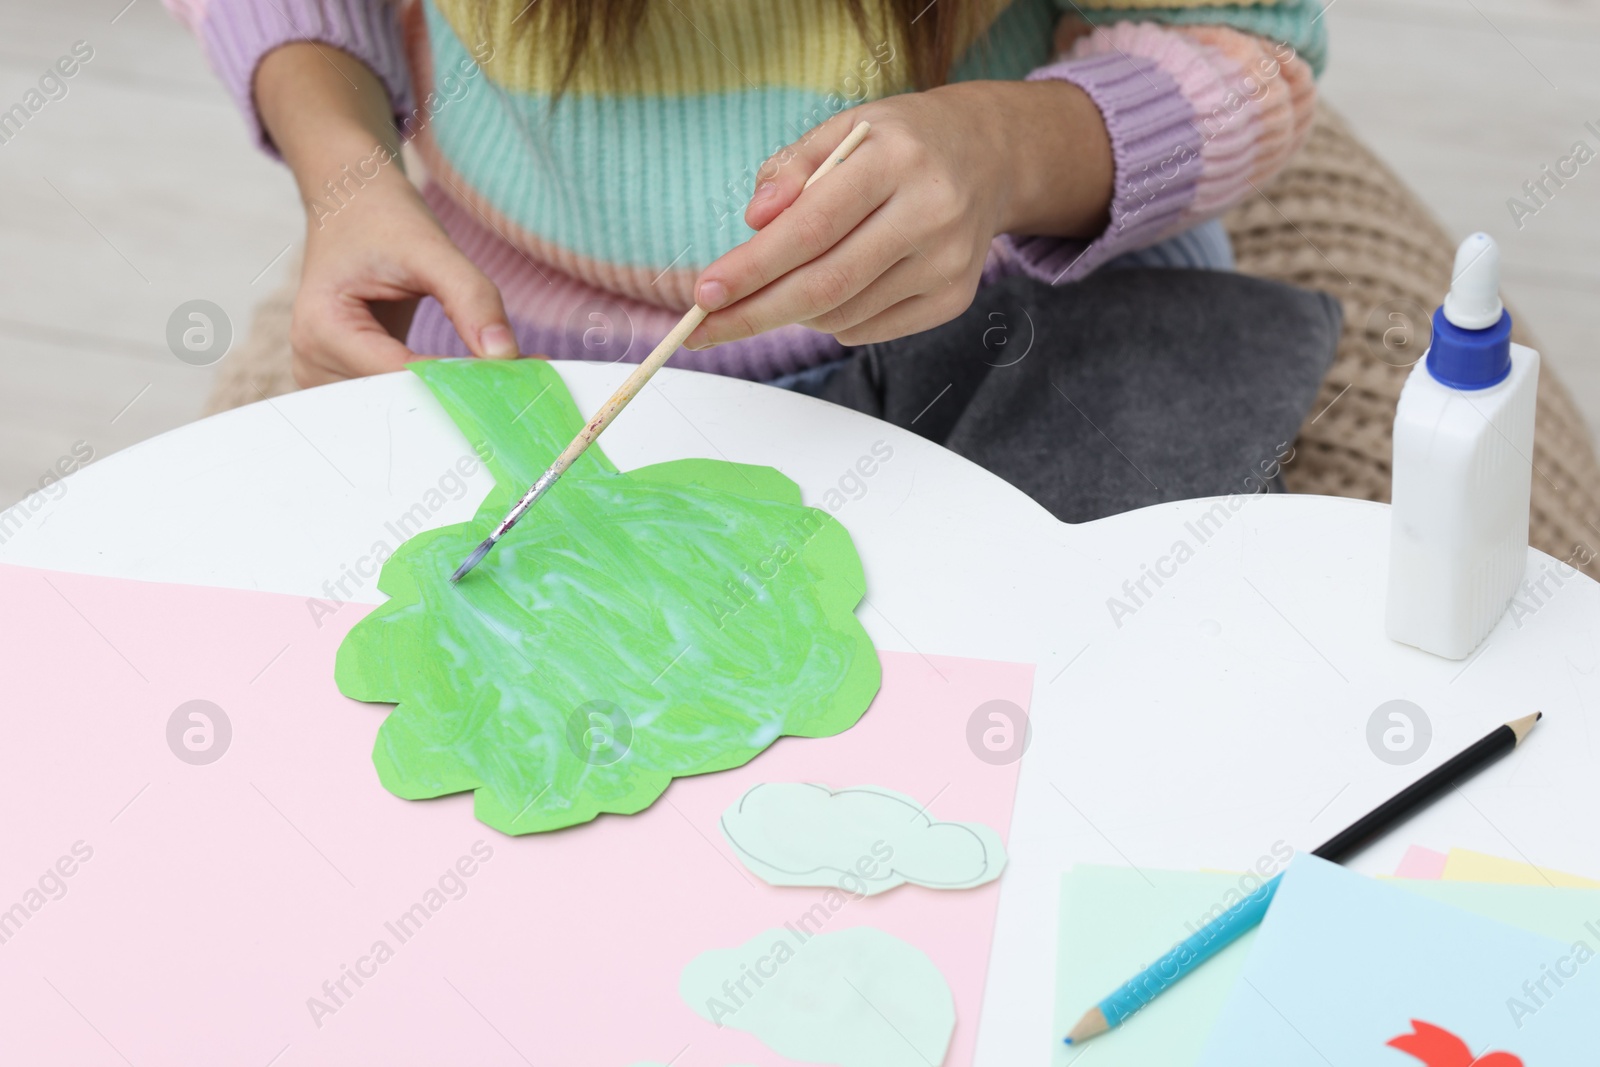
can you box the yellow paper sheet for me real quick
[1442,848,1600,888]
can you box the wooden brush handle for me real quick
[548,119,874,478]
[546,305,708,480]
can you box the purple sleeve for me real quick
[1000,52,1203,284]
[182,0,414,156]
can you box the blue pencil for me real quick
[1063,875,1281,1043]
[1062,711,1542,1046]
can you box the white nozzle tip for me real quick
[1442,232,1504,330]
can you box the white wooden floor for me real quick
[1,0,1596,509]
[0,0,303,511]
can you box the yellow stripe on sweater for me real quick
[429,0,1012,97]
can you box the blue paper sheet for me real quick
[1195,855,1600,1065]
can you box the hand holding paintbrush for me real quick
[451,120,873,583]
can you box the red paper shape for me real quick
[1387,1020,1524,1067]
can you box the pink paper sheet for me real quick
[0,564,1030,1066]
[1393,844,1449,880]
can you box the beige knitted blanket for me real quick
[207,104,1600,578]
[1227,106,1600,579]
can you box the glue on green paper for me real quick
[335,359,880,834]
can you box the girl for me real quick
[167,0,1336,519]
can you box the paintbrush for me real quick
[450,120,873,582]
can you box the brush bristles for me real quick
[450,538,496,583]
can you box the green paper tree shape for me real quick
[336,359,881,834]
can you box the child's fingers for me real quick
[415,248,519,360]
[687,216,907,348]
[694,141,892,317]
[290,299,417,387]
[831,285,972,348]
[744,112,858,231]
[799,256,925,337]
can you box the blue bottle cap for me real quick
[1426,306,1512,391]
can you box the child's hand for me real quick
[294,175,517,387]
[686,80,1113,350]
[255,42,517,387]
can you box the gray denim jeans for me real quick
[789,225,1341,523]
[767,219,1238,397]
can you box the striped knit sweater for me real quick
[165,0,1326,381]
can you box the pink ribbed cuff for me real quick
[1072,21,1259,217]
[197,0,414,156]
[1002,51,1203,284]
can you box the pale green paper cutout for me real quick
[680,926,955,1067]
[721,782,1007,895]
[335,359,881,834]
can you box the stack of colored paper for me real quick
[1056,851,1600,1064]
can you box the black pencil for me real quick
[1312,711,1541,863]
[1064,710,1544,1046]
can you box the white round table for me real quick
[4,363,1597,1064]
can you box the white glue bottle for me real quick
[1386,232,1540,660]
